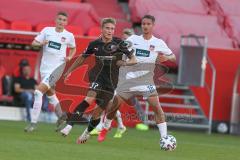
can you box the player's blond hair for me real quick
[101,17,116,28]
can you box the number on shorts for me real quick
[147,85,155,93]
[90,82,99,89]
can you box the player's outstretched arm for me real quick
[157,53,176,63]
[65,47,76,62]
[63,54,86,79]
[116,55,137,66]
[31,40,48,47]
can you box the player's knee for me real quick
[47,94,59,107]
[36,83,49,93]
[85,97,95,104]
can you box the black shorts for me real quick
[89,80,114,109]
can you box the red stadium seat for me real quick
[10,21,32,31]
[216,0,240,17]
[36,23,54,32]
[129,0,208,23]
[66,25,84,36]
[61,0,82,2]
[0,66,13,103]
[88,26,101,37]
[0,19,7,29]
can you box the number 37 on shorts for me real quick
[90,82,100,90]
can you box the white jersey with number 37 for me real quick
[35,27,76,74]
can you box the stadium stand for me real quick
[0,0,100,34]
[88,26,101,37]
[149,10,234,59]
[0,0,240,131]
[61,0,83,2]
[10,21,32,31]
[129,0,209,23]
[65,25,84,36]
[35,23,54,32]
[214,0,240,47]
[0,65,13,104]
[0,19,7,29]
[128,0,237,59]
[216,0,240,17]
[85,0,130,36]
[86,0,126,19]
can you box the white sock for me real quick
[95,114,104,131]
[157,122,167,138]
[31,90,43,123]
[47,94,62,118]
[103,118,112,130]
[116,110,125,129]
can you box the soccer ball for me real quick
[217,122,228,133]
[160,135,177,151]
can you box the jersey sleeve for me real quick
[35,27,47,43]
[68,33,76,48]
[82,42,95,58]
[156,40,173,55]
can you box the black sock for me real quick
[87,118,101,132]
[67,100,90,126]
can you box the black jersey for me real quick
[82,37,133,89]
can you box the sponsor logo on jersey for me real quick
[48,41,61,50]
[61,37,66,42]
[136,49,150,57]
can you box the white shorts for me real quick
[116,84,158,100]
[40,73,51,89]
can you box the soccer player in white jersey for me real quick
[24,12,76,132]
[98,15,176,142]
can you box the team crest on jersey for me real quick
[61,37,66,42]
[149,45,155,51]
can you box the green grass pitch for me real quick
[0,120,239,160]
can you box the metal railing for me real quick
[206,55,216,134]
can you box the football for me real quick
[160,135,177,151]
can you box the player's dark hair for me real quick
[101,17,116,28]
[57,11,68,17]
[142,15,155,23]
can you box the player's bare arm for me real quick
[65,47,76,62]
[63,54,86,79]
[158,53,176,63]
[31,39,49,47]
[117,54,137,66]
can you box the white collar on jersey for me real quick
[141,35,155,41]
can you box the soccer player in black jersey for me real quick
[60,17,137,144]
